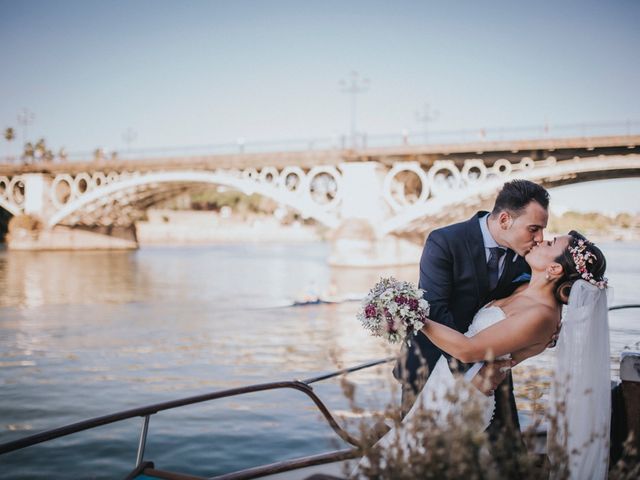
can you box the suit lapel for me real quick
[465,212,490,300]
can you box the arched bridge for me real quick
[1,134,639,266]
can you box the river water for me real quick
[0,242,638,479]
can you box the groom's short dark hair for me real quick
[492,180,549,216]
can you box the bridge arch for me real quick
[46,170,341,229]
[0,198,21,217]
[0,175,24,217]
[380,154,640,236]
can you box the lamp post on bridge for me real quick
[122,128,137,158]
[340,71,369,149]
[17,108,35,149]
[415,103,439,145]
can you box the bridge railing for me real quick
[1,120,639,164]
[364,120,640,149]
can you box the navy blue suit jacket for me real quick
[395,211,531,390]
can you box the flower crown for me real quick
[568,238,608,289]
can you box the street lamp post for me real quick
[122,128,138,157]
[415,103,439,144]
[17,108,35,147]
[340,71,369,149]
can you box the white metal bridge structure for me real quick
[1,132,639,266]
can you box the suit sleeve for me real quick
[419,231,457,330]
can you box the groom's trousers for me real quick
[486,372,522,443]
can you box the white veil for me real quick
[549,280,611,479]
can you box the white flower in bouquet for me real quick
[357,277,430,345]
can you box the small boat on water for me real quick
[253,292,364,309]
[1,305,639,480]
[290,294,363,307]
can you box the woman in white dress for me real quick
[359,231,609,479]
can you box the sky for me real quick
[1,0,639,212]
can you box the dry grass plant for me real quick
[336,359,639,480]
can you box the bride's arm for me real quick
[420,308,555,363]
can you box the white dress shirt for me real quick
[478,213,517,278]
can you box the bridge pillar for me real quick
[23,173,46,217]
[328,162,423,267]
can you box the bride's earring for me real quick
[545,273,551,281]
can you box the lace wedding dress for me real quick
[359,304,507,465]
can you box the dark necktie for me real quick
[487,247,505,291]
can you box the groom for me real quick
[395,179,550,439]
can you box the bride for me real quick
[358,231,609,479]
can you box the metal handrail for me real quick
[0,357,395,457]
[608,303,640,311]
[210,448,358,480]
[136,415,150,467]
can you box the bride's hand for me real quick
[546,322,562,349]
[471,359,513,396]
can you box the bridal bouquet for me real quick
[357,277,430,345]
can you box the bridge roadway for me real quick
[1,134,638,175]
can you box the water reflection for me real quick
[328,264,417,296]
[0,251,148,308]
[0,247,422,310]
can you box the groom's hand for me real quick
[471,360,512,396]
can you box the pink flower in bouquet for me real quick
[364,304,377,318]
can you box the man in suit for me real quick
[395,179,550,439]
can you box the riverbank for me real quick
[136,209,324,245]
[136,209,640,247]
[549,210,640,243]
[3,209,637,251]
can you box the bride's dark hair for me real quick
[553,230,607,304]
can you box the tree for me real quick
[4,127,14,142]
[23,142,34,164]
[3,127,15,163]
[34,138,46,162]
